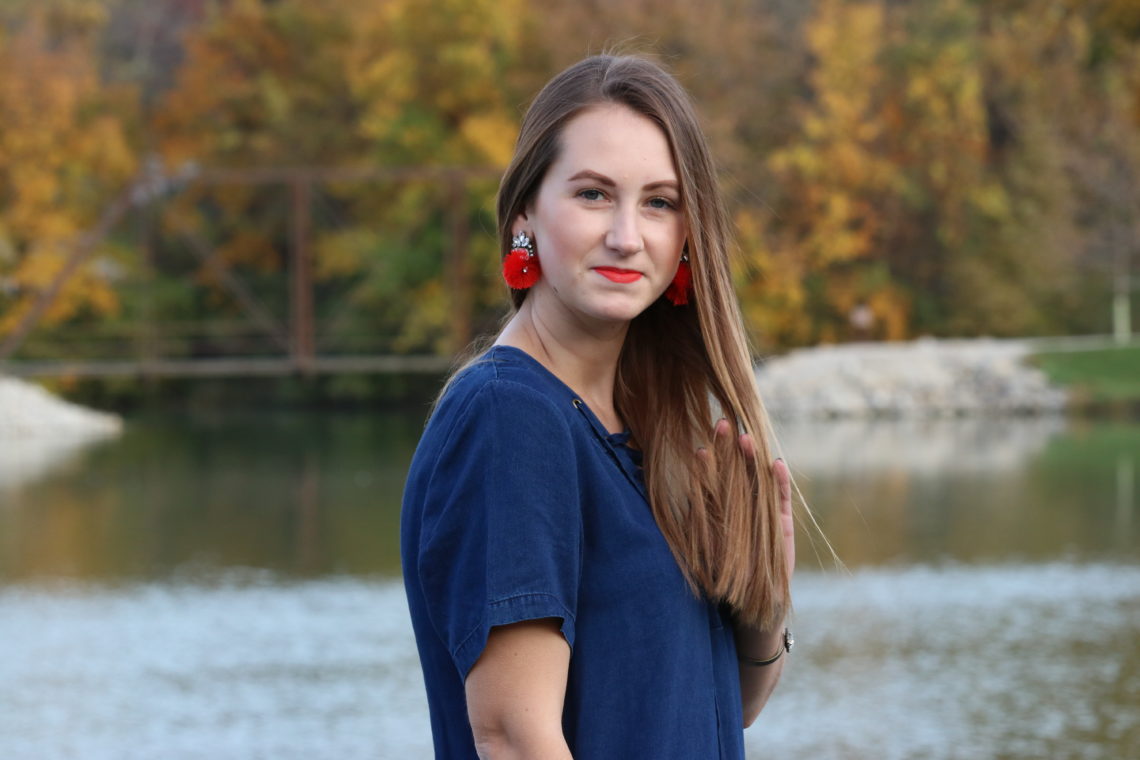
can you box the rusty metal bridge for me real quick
[0,165,500,380]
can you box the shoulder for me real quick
[405,348,587,530]
[423,348,579,454]
[435,348,576,431]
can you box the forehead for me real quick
[550,103,677,180]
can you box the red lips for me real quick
[594,267,643,284]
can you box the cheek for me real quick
[536,226,572,266]
[653,220,687,257]
[535,210,591,264]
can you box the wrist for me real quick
[738,627,794,667]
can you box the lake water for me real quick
[1,409,1137,759]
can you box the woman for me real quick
[401,54,795,759]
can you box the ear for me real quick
[511,209,531,238]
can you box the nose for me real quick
[605,205,643,256]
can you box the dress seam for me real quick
[452,591,577,660]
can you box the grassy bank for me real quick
[1030,343,1140,411]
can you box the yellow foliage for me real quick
[741,0,900,345]
[0,7,138,336]
[315,229,377,279]
[349,0,527,165]
[737,0,1080,344]
[868,288,909,341]
[1,0,1125,355]
[393,278,451,354]
[460,112,519,168]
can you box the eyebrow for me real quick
[567,169,679,193]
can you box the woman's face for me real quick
[514,103,687,330]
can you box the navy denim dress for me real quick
[401,346,745,759]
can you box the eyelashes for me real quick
[575,188,679,210]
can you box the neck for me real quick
[496,297,627,430]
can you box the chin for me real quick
[586,297,654,324]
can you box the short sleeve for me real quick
[415,380,582,679]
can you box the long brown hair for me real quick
[495,54,788,628]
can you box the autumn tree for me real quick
[331,0,531,351]
[4,0,1138,364]
[890,0,1076,338]
[736,0,909,345]
[0,1,138,344]
[734,0,1140,346]
[152,0,530,354]
[1045,0,1140,337]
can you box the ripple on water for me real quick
[1,564,1137,760]
[0,576,432,760]
[751,563,1140,760]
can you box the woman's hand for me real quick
[769,456,795,578]
[707,418,795,580]
[706,418,796,727]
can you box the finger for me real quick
[696,446,710,464]
[772,458,792,516]
[713,417,730,439]
[738,432,756,459]
[771,458,796,574]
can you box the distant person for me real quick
[401,54,795,759]
[849,301,875,341]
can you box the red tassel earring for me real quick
[664,254,692,306]
[502,232,541,289]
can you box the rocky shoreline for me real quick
[0,339,1070,439]
[0,377,123,491]
[0,377,122,440]
[756,338,1068,419]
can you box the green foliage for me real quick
[2,0,1139,364]
[138,0,527,355]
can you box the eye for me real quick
[578,188,606,201]
[648,196,677,210]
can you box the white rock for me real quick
[0,377,122,440]
[0,376,123,491]
[756,339,1068,419]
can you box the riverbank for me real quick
[0,376,122,439]
[3,338,1136,431]
[756,338,1068,419]
[1029,343,1140,413]
[0,376,123,491]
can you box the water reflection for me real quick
[0,433,119,494]
[0,411,1137,759]
[783,417,1139,568]
[1,412,1136,581]
[1119,456,1135,544]
[0,410,423,580]
[771,415,1067,474]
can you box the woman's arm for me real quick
[734,456,795,727]
[465,618,574,760]
[735,620,788,727]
